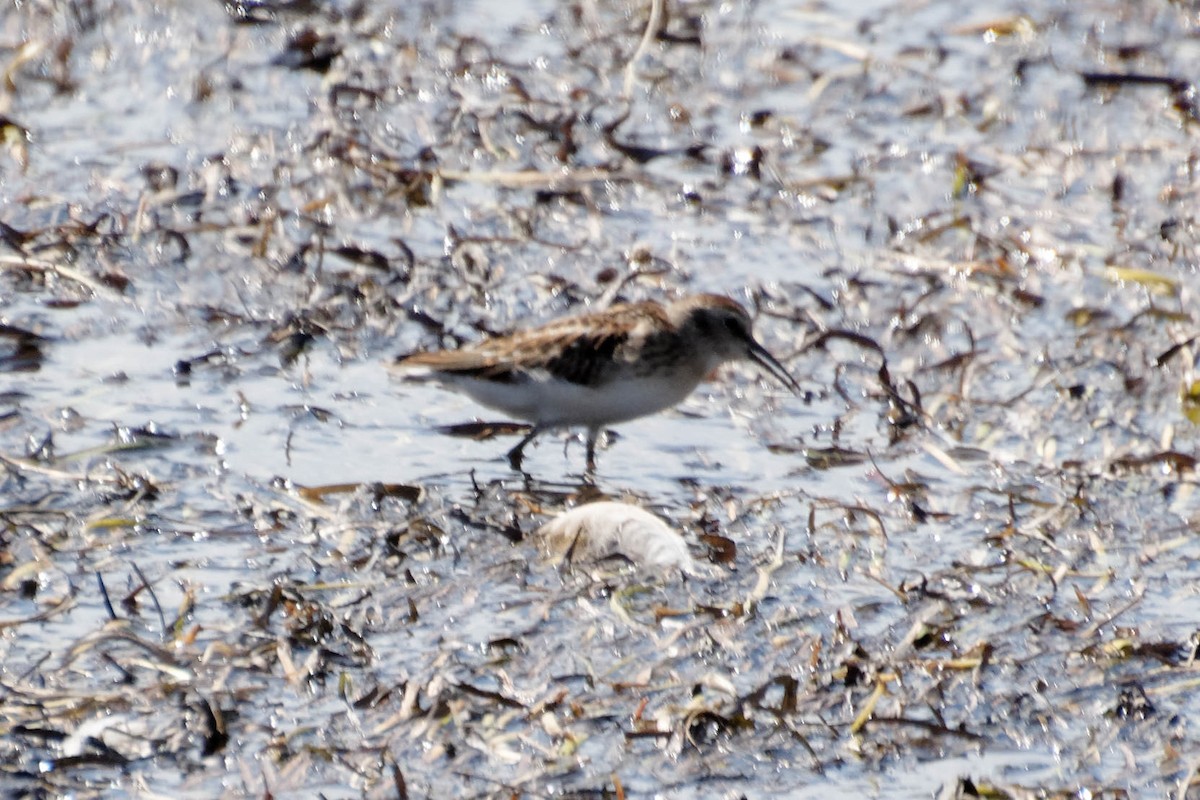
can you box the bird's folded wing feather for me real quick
[395,303,664,385]
[399,326,629,385]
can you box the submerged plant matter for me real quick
[1,1,1199,798]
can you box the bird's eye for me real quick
[723,316,745,337]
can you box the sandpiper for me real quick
[391,293,801,471]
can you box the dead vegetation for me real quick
[1,0,1199,797]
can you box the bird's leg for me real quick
[507,425,542,471]
[585,427,600,474]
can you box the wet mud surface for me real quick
[2,1,1200,797]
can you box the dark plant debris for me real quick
[1,1,1198,798]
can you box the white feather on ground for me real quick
[534,501,700,576]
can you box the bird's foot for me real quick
[506,425,541,471]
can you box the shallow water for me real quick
[3,0,1199,797]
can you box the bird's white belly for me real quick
[450,372,700,427]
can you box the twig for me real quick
[96,572,118,621]
[130,562,168,637]
[623,0,665,97]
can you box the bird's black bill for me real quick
[748,341,802,395]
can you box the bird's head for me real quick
[673,294,802,394]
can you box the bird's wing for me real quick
[534,325,630,385]
[395,302,664,386]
